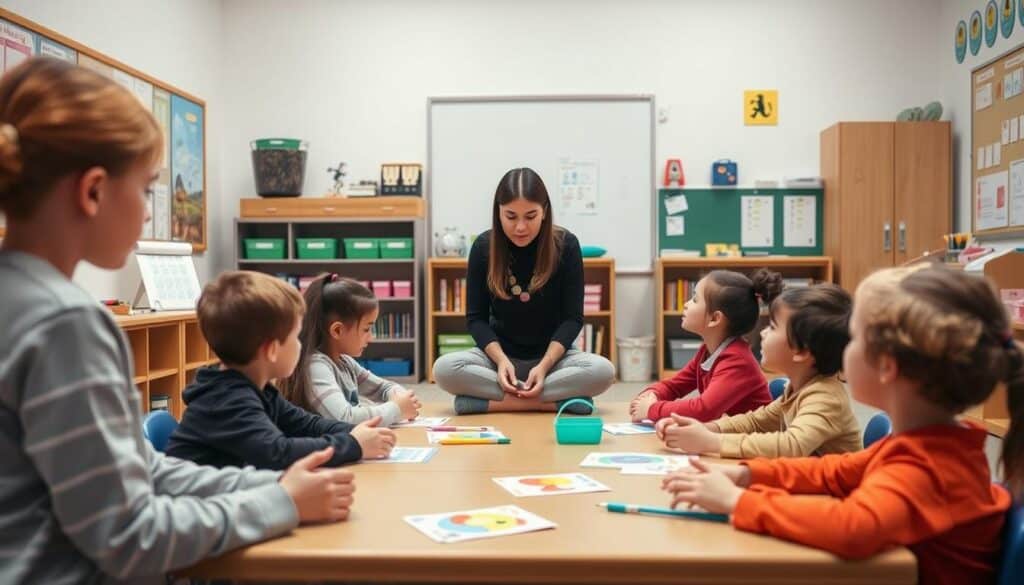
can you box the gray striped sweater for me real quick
[0,251,299,584]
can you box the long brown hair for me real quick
[487,168,563,299]
[0,57,162,219]
[279,274,378,412]
[856,265,1024,497]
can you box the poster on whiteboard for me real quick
[977,170,1009,231]
[558,159,599,215]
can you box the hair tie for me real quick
[0,123,18,146]
[754,292,763,302]
[326,272,338,284]
[1003,331,1017,350]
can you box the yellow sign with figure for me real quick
[744,90,778,126]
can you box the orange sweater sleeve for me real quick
[741,447,875,496]
[733,447,952,559]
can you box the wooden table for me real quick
[182,404,916,584]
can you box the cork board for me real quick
[972,42,1024,237]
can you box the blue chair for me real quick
[142,410,178,452]
[768,377,789,400]
[999,490,1024,585]
[863,412,892,448]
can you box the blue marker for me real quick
[598,502,729,523]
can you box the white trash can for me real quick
[616,336,656,382]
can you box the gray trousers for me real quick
[433,347,615,402]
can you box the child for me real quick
[630,269,779,423]
[279,273,421,426]
[663,265,1021,585]
[657,283,862,457]
[0,58,355,584]
[166,270,397,469]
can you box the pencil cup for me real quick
[554,399,603,445]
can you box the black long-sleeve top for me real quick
[466,228,584,360]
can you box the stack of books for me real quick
[572,323,606,355]
[664,279,698,311]
[438,277,468,312]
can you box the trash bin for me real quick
[617,336,655,382]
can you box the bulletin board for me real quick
[0,8,208,252]
[658,188,824,257]
[972,42,1024,237]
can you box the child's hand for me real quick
[662,413,721,454]
[351,416,397,459]
[279,447,356,523]
[655,417,676,440]
[391,388,422,420]
[661,459,745,514]
[630,391,657,422]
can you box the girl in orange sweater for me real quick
[663,265,1022,585]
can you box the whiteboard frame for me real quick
[426,94,657,274]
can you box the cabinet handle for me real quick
[381,206,395,212]
[265,207,278,214]
[322,206,336,213]
[883,222,892,252]
[898,221,906,252]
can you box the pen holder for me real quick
[554,399,603,445]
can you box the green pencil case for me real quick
[553,399,603,445]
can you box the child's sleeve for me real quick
[647,355,700,403]
[741,448,872,495]
[150,444,283,496]
[648,358,756,422]
[18,309,298,578]
[732,452,953,559]
[717,386,848,458]
[311,356,401,426]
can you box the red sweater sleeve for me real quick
[649,352,699,401]
[648,357,762,422]
[732,445,952,559]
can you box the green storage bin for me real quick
[296,238,337,259]
[439,344,475,356]
[379,237,414,259]
[344,238,379,259]
[438,334,474,346]
[244,238,286,260]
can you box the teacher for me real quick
[433,167,615,415]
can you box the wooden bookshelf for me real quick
[236,213,423,383]
[655,256,834,380]
[962,250,1024,438]
[425,257,617,383]
[114,310,218,418]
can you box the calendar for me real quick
[134,242,201,311]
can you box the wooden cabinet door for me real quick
[838,123,895,290]
[894,122,951,265]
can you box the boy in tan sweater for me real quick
[657,284,861,457]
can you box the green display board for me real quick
[658,188,824,257]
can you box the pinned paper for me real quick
[666,216,685,236]
[1011,117,1019,143]
[977,82,994,110]
[979,146,986,170]
[664,194,688,215]
[986,144,994,169]
[1004,120,1011,145]
[995,143,1003,167]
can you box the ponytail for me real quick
[704,268,783,337]
[1002,338,1024,498]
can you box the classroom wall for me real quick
[0,0,226,300]
[940,0,1024,250]
[219,0,943,338]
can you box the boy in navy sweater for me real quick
[167,271,396,469]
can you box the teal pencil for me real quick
[597,502,729,523]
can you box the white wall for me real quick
[940,0,1024,251]
[219,0,943,337]
[0,0,225,300]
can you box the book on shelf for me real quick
[782,277,814,288]
[572,323,606,355]
[437,277,468,312]
[664,279,696,311]
[372,312,413,339]
[149,394,170,412]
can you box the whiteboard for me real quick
[428,96,655,271]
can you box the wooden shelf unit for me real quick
[114,310,217,418]
[962,250,1024,438]
[425,257,618,383]
[236,213,424,384]
[655,256,834,380]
